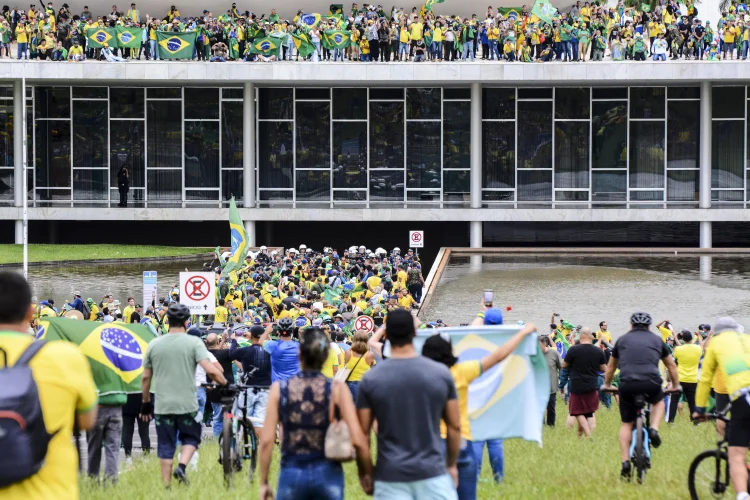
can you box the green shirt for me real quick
[143,332,210,415]
[560,24,571,41]
[577,29,590,44]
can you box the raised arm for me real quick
[479,323,536,373]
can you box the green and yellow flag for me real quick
[223,197,249,275]
[37,317,155,395]
[156,31,196,59]
[87,27,116,48]
[322,29,351,49]
[641,3,651,12]
[292,32,316,57]
[249,36,281,57]
[329,4,344,15]
[531,0,557,24]
[115,26,143,48]
[424,0,445,12]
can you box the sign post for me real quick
[409,230,424,256]
[179,272,216,317]
[143,271,157,310]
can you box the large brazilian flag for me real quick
[249,36,281,58]
[87,27,116,48]
[37,317,156,395]
[156,31,197,59]
[223,197,249,274]
[322,29,351,50]
[116,26,143,49]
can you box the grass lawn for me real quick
[0,245,211,265]
[79,402,731,500]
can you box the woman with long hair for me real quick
[343,331,375,400]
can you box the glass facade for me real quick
[0,84,743,208]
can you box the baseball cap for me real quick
[250,325,265,337]
[714,316,738,333]
[484,308,504,325]
[312,318,323,327]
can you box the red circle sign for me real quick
[411,232,422,243]
[354,315,374,333]
[185,275,210,301]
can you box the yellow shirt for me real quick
[441,360,482,440]
[0,332,98,500]
[15,25,30,43]
[697,330,750,407]
[596,329,612,344]
[663,11,673,25]
[488,27,499,40]
[39,306,57,318]
[396,270,407,287]
[88,304,99,320]
[69,45,84,57]
[673,343,702,383]
[723,27,737,43]
[399,27,409,43]
[123,305,135,324]
[658,326,672,342]
[214,306,228,323]
[366,276,382,290]
[345,353,371,382]
[410,22,424,40]
[433,27,443,42]
[321,343,342,378]
[398,295,416,309]
[149,26,157,40]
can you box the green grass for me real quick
[80,402,733,500]
[0,245,211,264]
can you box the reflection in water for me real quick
[422,254,750,337]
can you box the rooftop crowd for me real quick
[3,0,750,62]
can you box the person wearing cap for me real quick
[86,298,100,321]
[694,317,750,500]
[70,291,84,313]
[15,19,30,59]
[68,38,84,60]
[130,304,143,324]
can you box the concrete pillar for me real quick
[243,82,256,208]
[700,256,712,281]
[470,82,481,209]
[48,221,57,244]
[470,221,482,248]
[700,220,712,249]
[244,220,256,247]
[699,81,711,209]
[13,79,23,209]
[15,219,22,244]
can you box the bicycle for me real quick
[603,387,681,484]
[687,405,750,500]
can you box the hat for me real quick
[187,327,202,338]
[74,290,81,297]
[484,308,504,326]
[250,325,265,337]
[113,300,121,306]
[86,298,94,304]
[714,316,738,333]
[312,318,323,327]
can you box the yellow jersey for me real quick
[214,306,228,324]
[345,353,371,382]
[673,343,702,383]
[410,22,423,40]
[696,330,750,408]
[321,343,342,378]
[596,329,613,344]
[441,360,482,440]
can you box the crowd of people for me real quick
[1,241,750,500]
[3,0,750,62]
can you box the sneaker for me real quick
[172,467,189,485]
[621,461,632,481]
[648,428,661,448]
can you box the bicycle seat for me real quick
[634,394,646,408]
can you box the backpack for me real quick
[0,341,55,487]
[81,302,90,320]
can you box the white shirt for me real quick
[195,351,217,386]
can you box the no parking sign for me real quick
[179,272,216,314]
[354,315,374,333]
[409,230,424,248]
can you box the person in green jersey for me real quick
[577,23,590,61]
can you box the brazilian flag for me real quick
[249,36,281,57]
[292,32,315,57]
[37,317,155,395]
[87,27,116,48]
[329,4,344,15]
[223,197,249,274]
[322,29,351,49]
[156,31,197,59]
[425,0,445,11]
[298,12,322,27]
[116,26,143,49]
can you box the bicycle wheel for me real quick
[221,414,235,487]
[634,417,647,484]
[688,449,730,500]
[241,418,258,482]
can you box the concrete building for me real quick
[1,61,749,255]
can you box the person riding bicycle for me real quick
[260,317,300,383]
[601,312,680,481]
[230,324,272,431]
[693,316,750,500]
[140,303,228,487]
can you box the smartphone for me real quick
[483,289,493,307]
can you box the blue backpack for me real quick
[0,341,55,487]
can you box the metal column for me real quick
[470,221,482,248]
[243,82,256,208]
[244,220,256,247]
[15,219,22,244]
[699,82,712,248]
[470,82,481,209]
[700,221,712,249]
[13,80,23,241]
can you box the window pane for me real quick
[406,88,440,119]
[629,121,665,188]
[185,121,219,188]
[333,122,367,189]
[630,87,665,119]
[593,88,627,99]
[259,190,293,201]
[147,101,181,170]
[444,170,469,194]
[482,121,514,188]
[110,87,145,118]
[222,88,243,99]
[517,101,552,169]
[221,101,243,170]
[444,88,470,99]
[35,120,70,187]
[147,170,181,203]
[369,170,403,202]
[630,190,663,201]
[556,191,588,201]
[333,88,367,119]
[482,88,515,119]
[110,121,144,188]
[592,102,627,169]
[333,190,367,201]
[667,170,698,202]
[406,121,440,189]
[712,190,744,202]
[667,101,699,169]
[713,86,745,119]
[592,171,626,202]
[0,170,12,203]
[482,191,514,202]
[444,101,470,169]
[296,88,330,100]
[73,169,107,200]
[147,88,181,99]
[35,188,70,201]
[668,87,699,99]
[35,87,70,119]
[185,190,219,201]
[184,87,219,120]
[369,88,403,100]
[296,170,330,201]
[296,101,330,170]
[73,100,107,169]
[222,170,243,203]
[73,87,107,99]
[712,120,744,189]
[0,103,13,168]
[258,121,293,188]
[258,88,293,119]
[555,88,589,120]
[555,122,589,189]
[517,170,552,201]
[369,102,403,169]
[407,190,440,202]
[518,88,551,99]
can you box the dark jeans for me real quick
[408,283,422,303]
[442,439,476,500]
[86,405,122,482]
[545,392,557,426]
[277,460,344,500]
[346,381,358,402]
[668,381,697,422]
[122,411,150,456]
[119,190,128,207]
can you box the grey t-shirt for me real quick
[356,355,457,482]
[144,333,210,415]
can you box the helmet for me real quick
[375,247,387,256]
[392,247,401,255]
[167,303,191,324]
[630,312,652,327]
[368,253,376,258]
[299,244,307,251]
[277,317,294,334]
[358,245,366,253]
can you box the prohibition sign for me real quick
[411,232,422,244]
[185,275,210,301]
[354,315,374,333]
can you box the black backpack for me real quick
[0,341,55,487]
[81,302,90,319]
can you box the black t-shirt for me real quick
[564,344,606,394]
[693,25,705,38]
[207,347,236,403]
[612,328,670,385]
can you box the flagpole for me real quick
[22,76,28,280]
